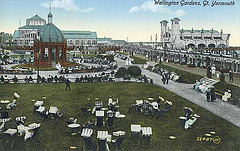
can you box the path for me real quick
[115,57,240,128]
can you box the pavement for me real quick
[115,57,240,128]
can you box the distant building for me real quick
[160,18,230,49]
[97,37,127,46]
[62,31,97,48]
[0,32,13,46]
[97,37,112,45]
[13,15,46,46]
[13,15,97,48]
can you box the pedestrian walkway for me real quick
[116,57,240,128]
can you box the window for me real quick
[37,49,41,59]
[75,40,80,45]
[44,48,48,59]
[59,49,62,58]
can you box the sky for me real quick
[0,0,239,46]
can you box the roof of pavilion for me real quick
[61,31,97,39]
[13,30,20,38]
[27,15,45,21]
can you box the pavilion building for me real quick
[33,11,66,68]
[13,15,97,48]
[160,18,230,49]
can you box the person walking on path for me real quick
[65,75,71,90]
[150,78,153,85]
[210,86,216,102]
[206,88,211,102]
[165,71,170,84]
[229,70,233,82]
[162,74,166,84]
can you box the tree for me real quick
[127,66,141,77]
[115,67,127,78]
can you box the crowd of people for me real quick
[143,64,182,84]
[0,73,115,84]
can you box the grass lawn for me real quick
[130,56,147,64]
[214,82,240,106]
[0,82,240,151]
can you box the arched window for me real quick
[81,40,84,45]
[75,40,80,45]
[59,49,63,58]
[87,40,91,45]
[44,48,48,59]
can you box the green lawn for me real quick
[0,83,240,151]
[130,56,147,64]
[214,82,240,106]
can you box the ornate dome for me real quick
[39,12,64,43]
[39,23,64,43]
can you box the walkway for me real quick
[115,57,240,128]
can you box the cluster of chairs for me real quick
[194,78,218,93]
[0,113,40,148]
[129,97,172,119]
[131,124,152,147]
[179,107,200,129]
[34,100,63,121]
[66,98,124,151]
[6,92,20,110]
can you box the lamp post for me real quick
[36,36,40,84]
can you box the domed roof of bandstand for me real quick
[39,12,64,43]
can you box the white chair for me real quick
[0,122,5,133]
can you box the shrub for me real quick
[127,66,141,77]
[115,67,127,78]
[106,55,114,62]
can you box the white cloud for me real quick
[173,9,186,17]
[41,0,95,13]
[129,1,186,17]
[129,6,141,13]
[80,7,95,13]
[41,0,78,11]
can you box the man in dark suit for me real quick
[65,76,71,90]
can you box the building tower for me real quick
[170,18,180,41]
[160,20,168,42]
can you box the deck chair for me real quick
[152,109,164,119]
[131,132,140,147]
[115,137,124,151]
[83,137,94,151]
[98,139,107,151]
[0,122,5,134]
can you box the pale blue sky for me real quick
[0,0,239,45]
